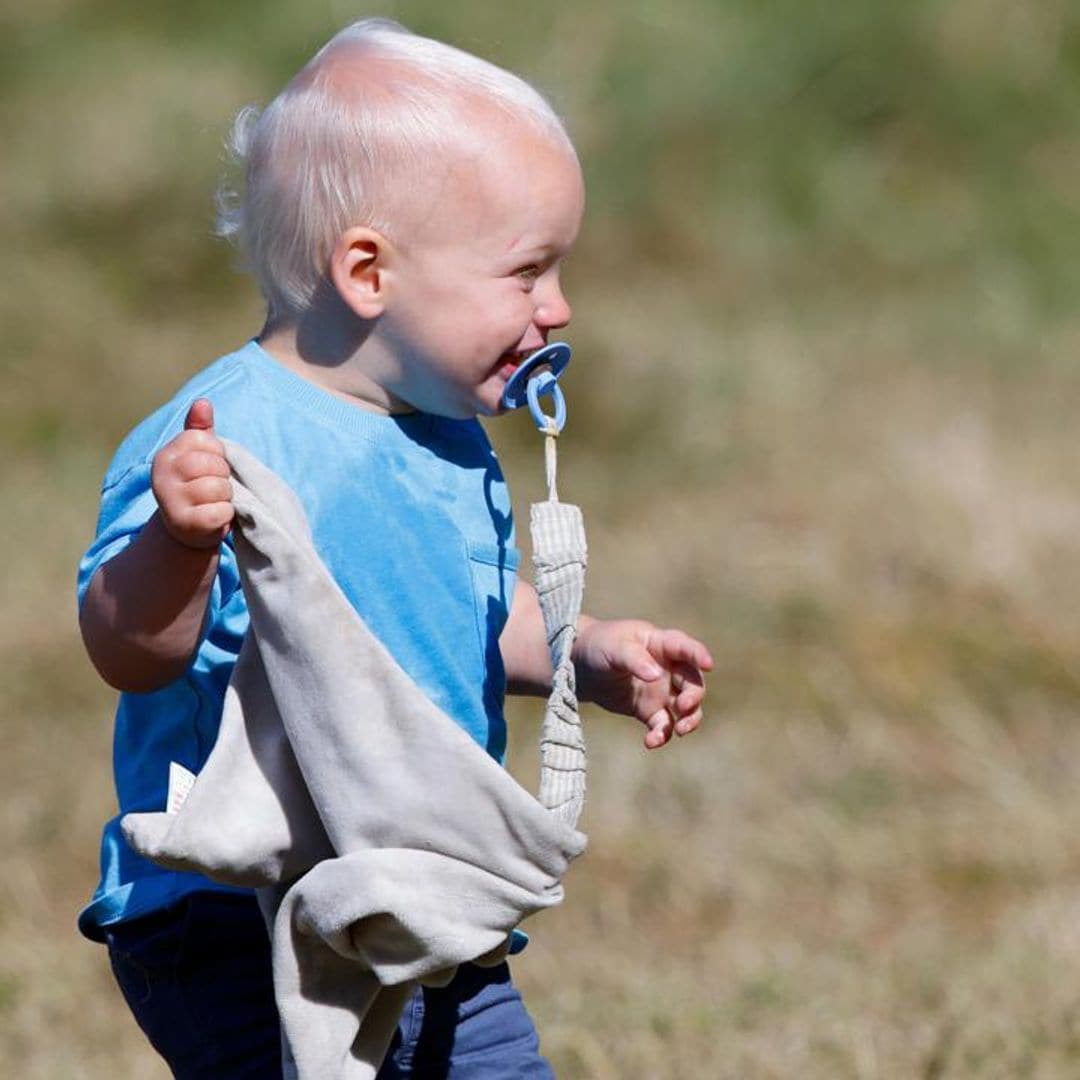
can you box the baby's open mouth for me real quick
[497,352,528,378]
[497,342,548,376]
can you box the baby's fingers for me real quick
[616,639,665,683]
[184,475,233,507]
[158,474,234,548]
[673,706,703,737]
[671,663,705,707]
[175,448,231,483]
[647,628,714,673]
[669,663,706,737]
[644,707,674,750]
[181,499,234,537]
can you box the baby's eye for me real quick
[515,265,540,289]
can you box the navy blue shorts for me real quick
[105,891,554,1078]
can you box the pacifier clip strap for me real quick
[543,419,559,503]
[501,342,588,826]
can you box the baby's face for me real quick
[374,117,585,419]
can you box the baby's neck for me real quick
[258,318,414,416]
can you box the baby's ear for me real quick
[329,226,390,319]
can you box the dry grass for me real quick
[7,1,1080,1076]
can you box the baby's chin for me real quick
[473,395,510,419]
[434,389,505,421]
[469,373,517,418]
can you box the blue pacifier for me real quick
[501,342,572,434]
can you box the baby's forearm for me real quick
[500,580,598,698]
[500,580,554,696]
[79,511,220,693]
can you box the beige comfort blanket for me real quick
[122,441,587,1079]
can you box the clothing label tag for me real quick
[166,761,197,814]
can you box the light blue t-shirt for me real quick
[77,341,520,941]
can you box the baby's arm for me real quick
[501,581,713,749]
[501,580,555,696]
[79,399,234,693]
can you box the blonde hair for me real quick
[216,18,573,320]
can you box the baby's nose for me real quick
[537,285,572,330]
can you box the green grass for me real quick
[7,1,1080,1075]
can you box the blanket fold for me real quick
[121,440,587,1079]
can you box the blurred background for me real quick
[5,0,1080,1075]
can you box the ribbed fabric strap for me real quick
[531,499,588,827]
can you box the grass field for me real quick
[5,1,1080,1076]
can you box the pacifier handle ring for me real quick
[526,371,567,434]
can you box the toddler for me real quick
[78,18,712,1078]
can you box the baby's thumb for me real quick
[184,398,214,432]
[625,644,663,682]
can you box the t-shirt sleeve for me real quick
[75,460,241,629]
[76,461,155,608]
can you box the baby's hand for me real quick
[151,399,233,549]
[572,619,713,749]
